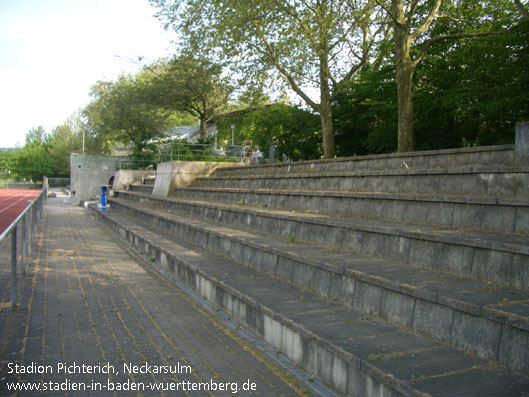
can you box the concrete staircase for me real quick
[92,145,529,396]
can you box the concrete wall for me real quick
[152,160,245,197]
[113,170,154,191]
[70,154,127,205]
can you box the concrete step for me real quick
[192,167,529,199]
[108,194,529,374]
[90,204,529,396]
[212,145,515,178]
[126,183,153,193]
[148,189,529,290]
[172,186,529,235]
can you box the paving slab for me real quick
[0,196,311,396]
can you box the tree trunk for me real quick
[394,8,415,153]
[396,57,415,153]
[320,101,335,159]
[199,117,207,141]
[320,55,335,159]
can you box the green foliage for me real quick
[334,18,529,156]
[333,65,398,156]
[151,0,384,158]
[215,104,322,161]
[84,73,177,161]
[413,19,529,149]
[13,129,52,181]
[145,55,234,140]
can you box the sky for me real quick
[0,0,178,148]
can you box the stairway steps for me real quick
[212,145,515,177]
[108,195,529,374]
[192,167,529,198]
[126,184,153,193]
[90,204,529,396]
[173,186,529,235]
[119,191,529,290]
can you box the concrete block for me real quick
[511,254,529,290]
[380,289,415,328]
[353,281,383,316]
[498,325,529,374]
[329,274,356,304]
[382,199,405,222]
[412,300,453,343]
[514,121,529,165]
[346,360,368,397]
[361,232,384,257]
[310,268,332,296]
[263,315,282,351]
[451,311,501,360]
[281,326,303,364]
[408,239,436,269]
[341,230,364,252]
[252,249,278,274]
[383,236,410,263]
[452,203,483,229]
[292,261,313,288]
[277,256,296,282]
[244,304,264,336]
[434,244,473,277]
[426,201,454,227]
[324,227,345,248]
[301,337,318,375]
[514,207,529,235]
[481,206,516,233]
[471,249,513,286]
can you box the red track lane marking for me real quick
[0,194,35,214]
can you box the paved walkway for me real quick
[0,194,308,396]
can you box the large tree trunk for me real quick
[199,116,207,141]
[320,101,335,159]
[320,56,336,159]
[394,3,415,153]
[395,55,415,153]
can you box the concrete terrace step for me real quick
[108,194,529,374]
[152,190,529,290]
[90,204,529,396]
[126,183,153,193]
[172,186,529,235]
[190,166,529,199]
[212,145,516,178]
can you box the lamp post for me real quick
[231,124,235,146]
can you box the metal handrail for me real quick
[1,188,46,310]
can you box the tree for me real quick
[48,115,85,177]
[332,16,529,155]
[84,73,176,160]
[151,0,385,158]
[376,0,510,152]
[515,0,529,20]
[12,127,52,182]
[215,103,321,160]
[146,56,233,141]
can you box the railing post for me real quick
[21,214,26,276]
[11,226,17,310]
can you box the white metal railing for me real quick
[0,189,46,310]
[158,142,252,163]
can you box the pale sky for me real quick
[0,0,178,148]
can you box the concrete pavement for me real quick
[0,194,310,396]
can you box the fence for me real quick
[158,142,252,163]
[115,159,157,171]
[0,188,46,310]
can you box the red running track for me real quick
[0,189,41,236]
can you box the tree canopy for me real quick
[145,55,234,140]
[151,0,387,158]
